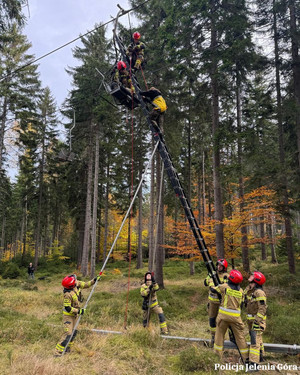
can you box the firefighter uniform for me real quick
[213,281,248,362]
[140,88,167,127]
[126,41,145,70]
[204,271,228,339]
[55,278,96,356]
[244,285,267,363]
[113,68,135,93]
[140,278,168,334]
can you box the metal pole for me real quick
[90,329,300,355]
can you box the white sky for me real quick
[23,0,136,108]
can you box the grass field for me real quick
[0,259,299,375]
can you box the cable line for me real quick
[0,0,152,83]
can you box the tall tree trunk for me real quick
[187,118,195,275]
[236,73,250,272]
[103,161,110,264]
[148,138,155,270]
[0,98,8,171]
[21,197,28,266]
[81,125,94,276]
[1,215,6,250]
[137,162,143,269]
[273,2,296,273]
[260,218,267,261]
[202,151,207,225]
[34,129,46,270]
[155,156,165,288]
[91,126,100,277]
[267,220,277,264]
[210,2,224,258]
[154,142,165,287]
[288,0,300,169]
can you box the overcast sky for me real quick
[24,0,136,108]
[6,0,137,180]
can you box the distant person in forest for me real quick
[204,259,228,346]
[140,272,168,334]
[126,31,145,71]
[112,61,135,94]
[55,273,100,357]
[27,262,35,279]
[243,271,267,367]
[211,269,248,363]
[140,87,167,127]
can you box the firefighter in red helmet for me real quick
[112,60,135,94]
[140,272,168,334]
[244,271,267,366]
[204,259,228,346]
[212,269,249,362]
[55,273,100,356]
[126,31,145,71]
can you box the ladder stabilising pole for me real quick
[90,329,300,355]
[61,141,159,355]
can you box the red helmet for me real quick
[250,271,266,285]
[117,61,126,70]
[217,258,228,271]
[133,31,141,40]
[228,269,243,284]
[62,274,77,288]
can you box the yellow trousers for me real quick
[214,313,248,361]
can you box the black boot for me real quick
[259,350,265,362]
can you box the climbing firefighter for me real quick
[140,272,168,334]
[126,31,145,71]
[212,269,249,363]
[204,259,228,346]
[140,87,167,127]
[112,61,135,94]
[244,271,267,365]
[55,273,100,356]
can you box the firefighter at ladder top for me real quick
[112,61,135,94]
[126,31,145,71]
[55,273,100,356]
[140,272,168,334]
[204,259,228,347]
[140,87,167,127]
[243,271,267,366]
[211,269,249,362]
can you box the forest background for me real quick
[0,0,300,285]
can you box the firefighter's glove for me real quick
[78,308,86,315]
[149,284,153,291]
[151,275,156,283]
[252,321,260,331]
[94,275,101,282]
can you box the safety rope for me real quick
[124,57,135,329]
[140,65,148,90]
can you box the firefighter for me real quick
[244,271,267,365]
[112,61,135,94]
[140,87,167,127]
[126,31,145,71]
[212,269,248,363]
[140,272,168,334]
[204,259,228,346]
[55,273,100,356]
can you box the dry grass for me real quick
[0,262,300,375]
